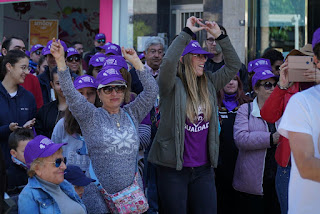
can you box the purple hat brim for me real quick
[182,49,214,59]
[75,82,97,90]
[98,77,126,88]
[42,49,51,56]
[67,52,81,58]
[105,49,121,56]
[90,62,104,67]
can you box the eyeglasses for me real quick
[192,54,207,60]
[20,65,31,73]
[67,56,81,62]
[206,38,216,44]
[102,85,127,94]
[35,50,42,55]
[97,39,105,44]
[45,157,67,168]
[260,82,277,90]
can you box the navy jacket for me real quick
[37,67,51,105]
[0,83,36,168]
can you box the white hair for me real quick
[144,37,165,53]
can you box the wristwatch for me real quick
[277,81,290,90]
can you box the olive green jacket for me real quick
[148,31,241,170]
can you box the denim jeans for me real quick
[157,164,217,214]
[275,164,291,214]
[144,150,158,214]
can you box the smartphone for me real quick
[287,56,315,82]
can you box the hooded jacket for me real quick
[0,83,36,168]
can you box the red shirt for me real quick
[20,74,43,111]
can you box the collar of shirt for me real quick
[145,63,160,77]
[251,97,261,118]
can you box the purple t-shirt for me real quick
[183,113,210,167]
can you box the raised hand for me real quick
[205,21,221,39]
[279,61,290,88]
[9,122,19,132]
[50,38,66,69]
[23,118,36,129]
[304,67,320,83]
[186,16,206,33]
[122,47,144,71]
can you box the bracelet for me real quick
[277,81,289,90]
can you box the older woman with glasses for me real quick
[18,135,86,213]
[233,59,281,214]
[66,47,83,76]
[50,38,158,213]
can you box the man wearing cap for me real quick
[84,33,106,67]
[29,44,44,74]
[1,37,43,110]
[18,135,86,213]
[38,39,68,104]
[204,25,249,92]
[129,36,165,214]
[64,165,95,198]
[276,28,320,214]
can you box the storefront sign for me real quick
[29,19,58,48]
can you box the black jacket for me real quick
[205,59,249,92]
[35,100,62,138]
[7,162,28,196]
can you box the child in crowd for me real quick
[7,128,34,196]
[64,165,95,198]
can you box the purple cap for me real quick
[64,165,95,186]
[312,27,320,49]
[31,44,44,53]
[43,40,68,55]
[89,53,107,67]
[248,58,271,73]
[182,40,214,58]
[96,67,126,89]
[95,33,106,40]
[139,53,145,60]
[103,55,128,70]
[100,43,121,56]
[24,135,67,168]
[25,50,30,57]
[66,47,80,58]
[74,75,97,90]
[251,68,276,89]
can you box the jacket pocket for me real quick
[158,138,177,165]
[36,197,55,213]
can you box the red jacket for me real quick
[20,74,43,111]
[260,83,300,167]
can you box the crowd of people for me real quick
[0,16,319,214]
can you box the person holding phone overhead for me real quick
[260,44,318,214]
[148,16,241,214]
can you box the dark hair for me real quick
[38,55,46,67]
[71,41,82,47]
[1,36,24,52]
[64,108,82,135]
[8,128,34,150]
[50,67,58,82]
[86,65,102,77]
[261,49,284,65]
[313,43,320,60]
[217,75,252,109]
[0,50,28,81]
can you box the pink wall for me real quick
[99,0,112,42]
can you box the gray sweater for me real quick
[58,67,158,213]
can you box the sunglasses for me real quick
[275,65,281,71]
[192,54,207,60]
[35,50,42,55]
[67,56,81,62]
[206,38,216,44]
[260,82,277,90]
[97,39,105,43]
[46,157,67,168]
[102,85,126,94]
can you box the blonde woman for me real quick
[148,16,241,214]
